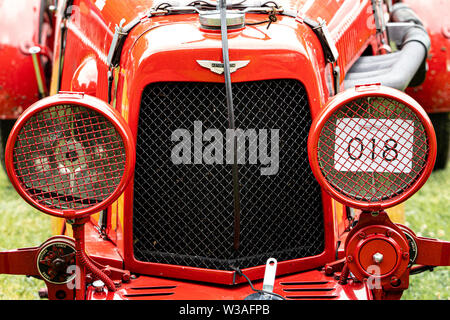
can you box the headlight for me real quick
[5,93,135,219]
[308,85,436,210]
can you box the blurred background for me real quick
[0,161,448,299]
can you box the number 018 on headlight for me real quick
[308,85,436,211]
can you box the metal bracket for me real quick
[333,64,340,94]
[262,258,277,293]
[29,46,48,98]
[384,0,393,13]
[386,22,418,48]
[372,0,386,33]
[306,17,339,64]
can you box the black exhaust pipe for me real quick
[344,3,430,91]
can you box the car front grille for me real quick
[133,79,325,270]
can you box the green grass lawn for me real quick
[0,164,448,300]
[401,165,450,300]
[0,168,52,299]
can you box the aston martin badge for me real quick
[196,60,250,74]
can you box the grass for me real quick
[0,167,52,300]
[0,163,448,300]
[401,164,450,300]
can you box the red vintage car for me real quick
[0,0,448,301]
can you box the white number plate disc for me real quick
[334,118,414,173]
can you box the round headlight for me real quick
[308,85,436,210]
[5,93,135,219]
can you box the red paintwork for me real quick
[84,222,124,269]
[0,236,76,300]
[119,12,338,285]
[86,268,370,300]
[71,57,98,95]
[0,0,449,300]
[0,0,55,119]
[412,233,450,267]
[0,0,43,119]
[404,0,450,113]
[344,212,411,294]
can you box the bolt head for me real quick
[373,252,384,264]
[28,46,41,55]
[122,273,131,283]
[325,265,334,275]
[52,258,66,273]
[390,276,401,287]
[92,280,105,293]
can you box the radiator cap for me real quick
[199,10,245,30]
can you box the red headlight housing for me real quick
[308,85,437,211]
[5,93,135,219]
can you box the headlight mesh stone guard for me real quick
[308,85,436,210]
[6,94,135,218]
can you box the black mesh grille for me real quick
[133,79,325,270]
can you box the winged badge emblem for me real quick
[196,60,250,74]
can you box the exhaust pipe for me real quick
[344,3,430,91]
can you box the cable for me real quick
[155,2,172,10]
[245,6,278,29]
[72,221,116,294]
[219,0,242,252]
[261,1,279,8]
[410,265,435,275]
[230,266,286,300]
